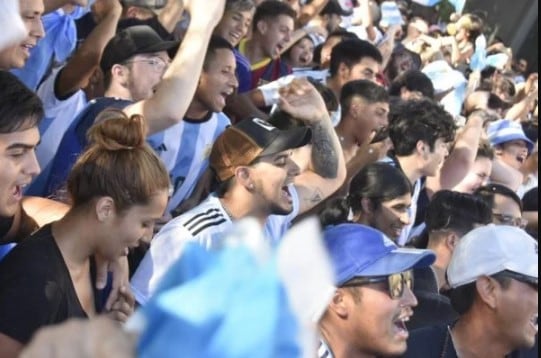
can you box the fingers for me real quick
[94,256,109,290]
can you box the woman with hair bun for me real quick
[319,162,412,243]
[0,109,170,356]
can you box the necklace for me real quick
[221,201,234,220]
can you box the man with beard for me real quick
[40,0,227,197]
[131,78,346,304]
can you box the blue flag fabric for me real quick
[130,218,334,358]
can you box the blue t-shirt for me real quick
[41,97,132,197]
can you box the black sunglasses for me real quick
[341,270,414,299]
[495,270,538,290]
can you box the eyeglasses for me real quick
[341,270,414,299]
[123,57,170,72]
[495,270,538,290]
[492,212,528,229]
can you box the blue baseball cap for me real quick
[323,224,436,286]
[487,119,535,152]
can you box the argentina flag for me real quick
[126,218,334,358]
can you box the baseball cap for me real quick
[323,224,436,286]
[209,118,312,182]
[487,119,535,152]
[100,25,179,73]
[320,0,353,16]
[447,224,538,288]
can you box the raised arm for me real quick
[124,0,226,135]
[426,110,484,195]
[278,78,346,214]
[55,0,122,98]
[157,0,185,34]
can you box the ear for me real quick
[125,6,139,19]
[338,62,351,82]
[234,166,253,190]
[416,140,428,157]
[360,197,374,214]
[328,289,349,318]
[494,145,504,156]
[475,276,499,309]
[111,63,128,82]
[445,231,459,251]
[95,197,116,223]
[256,20,268,35]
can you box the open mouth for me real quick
[12,184,26,201]
[281,185,292,202]
[393,316,409,338]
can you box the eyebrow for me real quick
[6,143,36,150]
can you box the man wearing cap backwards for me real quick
[403,225,538,357]
[40,0,228,197]
[318,223,436,358]
[487,119,535,172]
[131,78,346,304]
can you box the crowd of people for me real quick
[0,0,537,357]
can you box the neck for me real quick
[451,316,514,358]
[220,191,268,226]
[244,37,268,64]
[51,210,96,267]
[395,155,423,184]
[319,323,375,358]
[185,101,211,120]
[326,76,341,101]
[104,83,133,101]
[335,122,358,162]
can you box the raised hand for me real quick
[277,78,329,125]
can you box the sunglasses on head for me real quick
[495,270,538,290]
[341,270,414,299]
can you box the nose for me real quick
[230,72,239,90]
[401,285,418,308]
[400,211,411,225]
[287,157,301,177]
[31,18,45,40]
[25,151,41,177]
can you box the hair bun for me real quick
[88,108,147,151]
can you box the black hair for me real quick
[474,183,523,212]
[204,35,235,70]
[329,39,383,77]
[319,163,412,226]
[388,70,435,99]
[426,190,492,237]
[340,79,389,114]
[0,71,44,133]
[388,99,456,155]
[385,47,422,82]
[252,0,296,32]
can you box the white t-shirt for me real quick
[25,67,87,196]
[131,185,300,304]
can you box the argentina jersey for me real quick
[25,68,87,196]
[147,112,231,214]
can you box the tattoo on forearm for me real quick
[305,188,323,204]
[311,122,339,178]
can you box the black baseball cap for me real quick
[321,0,353,16]
[209,118,312,182]
[100,25,179,73]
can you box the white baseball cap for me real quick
[447,224,538,288]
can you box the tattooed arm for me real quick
[278,79,346,214]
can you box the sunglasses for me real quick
[496,270,538,290]
[341,270,414,299]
